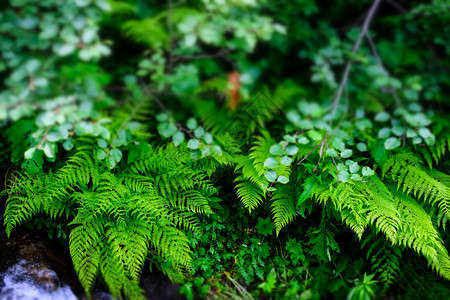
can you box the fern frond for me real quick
[392,192,450,280]
[271,184,297,235]
[235,176,265,212]
[382,153,450,219]
[362,232,401,289]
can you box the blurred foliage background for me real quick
[1,0,450,299]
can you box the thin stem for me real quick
[365,32,384,70]
[331,0,382,119]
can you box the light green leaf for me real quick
[63,138,74,151]
[332,137,345,151]
[280,156,293,166]
[173,131,185,146]
[24,148,36,159]
[264,157,280,169]
[186,118,198,130]
[340,149,353,158]
[97,149,107,160]
[187,139,200,150]
[203,133,213,144]
[97,139,108,148]
[277,175,289,184]
[157,122,178,138]
[374,111,390,122]
[378,128,391,139]
[349,162,360,174]
[356,142,367,152]
[57,44,76,56]
[270,144,283,155]
[351,174,362,181]
[384,137,401,150]
[338,171,349,182]
[362,167,375,177]
[285,145,299,156]
[326,148,338,157]
[297,136,310,144]
[194,127,205,138]
[110,149,122,163]
[418,127,432,139]
[264,170,277,182]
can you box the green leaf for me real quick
[412,136,422,144]
[337,163,348,172]
[270,144,283,155]
[97,149,107,160]
[264,170,277,182]
[42,142,55,158]
[97,139,108,148]
[332,137,345,151]
[24,148,36,159]
[297,136,310,144]
[187,139,200,149]
[63,138,74,151]
[280,156,293,166]
[378,128,391,139]
[283,134,297,143]
[156,113,169,122]
[326,148,338,157]
[173,131,185,146]
[203,133,213,144]
[286,110,301,125]
[285,145,299,156]
[308,130,322,142]
[277,175,289,184]
[392,125,405,136]
[374,111,390,122]
[384,137,401,150]
[349,162,360,174]
[157,122,178,138]
[362,166,375,177]
[110,149,122,163]
[350,174,362,181]
[194,127,205,138]
[186,118,198,130]
[418,127,432,139]
[264,157,280,169]
[212,145,222,156]
[340,149,353,158]
[57,44,76,56]
[356,142,367,152]
[338,171,349,182]
[201,146,211,156]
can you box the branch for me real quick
[331,0,382,118]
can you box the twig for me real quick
[297,143,321,165]
[365,32,385,70]
[387,0,408,13]
[330,0,382,119]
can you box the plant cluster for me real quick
[1,0,449,299]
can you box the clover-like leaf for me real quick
[264,157,280,169]
[326,148,338,157]
[264,170,277,182]
[280,156,293,166]
[277,175,289,184]
[340,149,353,158]
[173,131,185,146]
[270,144,283,155]
[362,166,375,177]
[187,139,200,149]
[384,137,401,150]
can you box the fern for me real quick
[361,232,402,290]
[3,141,218,298]
[382,153,450,219]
